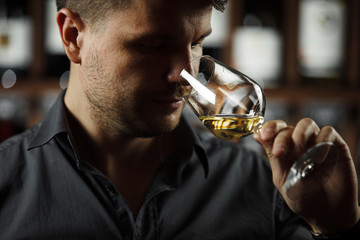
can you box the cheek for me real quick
[118,59,158,88]
[91,44,160,97]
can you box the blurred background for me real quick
[0,0,359,169]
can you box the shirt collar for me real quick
[173,114,210,178]
[28,90,68,150]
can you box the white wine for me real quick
[199,115,264,140]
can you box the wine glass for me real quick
[178,55,338,200]
[177,55,266,140]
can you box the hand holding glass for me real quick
[178,55,337,200]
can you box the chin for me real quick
[156,115,182,134]
[141,112,182,137]
[127,105,184,137]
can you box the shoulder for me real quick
[0,124,40,153]
[195,130,273,190]
[199,130,269,167]
[0,124,41,179]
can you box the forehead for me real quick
[100,0,212,38]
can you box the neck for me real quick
[64,101,171,170]
[64,103,175,218]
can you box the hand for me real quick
[254,118,360,234]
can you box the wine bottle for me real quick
[298,0,347,86]
[0,0,32,80]
[232,0,283,88]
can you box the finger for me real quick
[315,126,352,162]
[272,126,295,158]
[254,120,288,142]
[292,118,320,155]
[253,120,287,157]
[315,126,336,143]
[268,126,295,189]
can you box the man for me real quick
[0,0,359,239]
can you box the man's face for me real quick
[79,0,212,137]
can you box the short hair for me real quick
[56,0,130,26]
[211,0,228,12]
[56,0,228,25]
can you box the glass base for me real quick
[284,142,338,200]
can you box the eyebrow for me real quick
[198,29,213,41]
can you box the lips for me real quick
[152,97,183,106]
[148,95,184,111]
[154,97,183,103]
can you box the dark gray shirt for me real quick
[0,91,358,239]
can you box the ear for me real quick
[57,9,85,64]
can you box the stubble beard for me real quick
[86,90,183,138]
[83,52,182,139]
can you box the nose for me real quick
[167,49,193,84]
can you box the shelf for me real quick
[0,79,62,97]
[0,0,359,160]
[265,87,360,103]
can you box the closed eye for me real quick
[191,30,212,49]
[140,39,166,53]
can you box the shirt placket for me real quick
[104,180,172,240]
[101,178,136,240]
[134,186,176,240]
